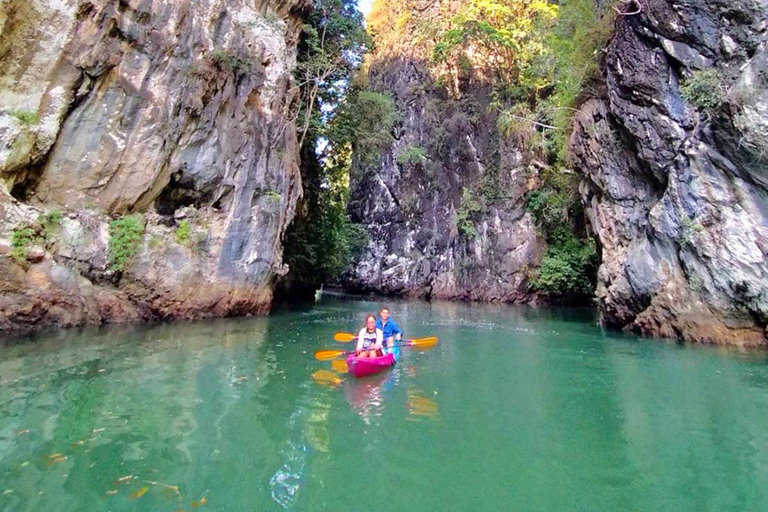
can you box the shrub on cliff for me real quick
[526,172,597,301]
[680,69,726,117]
[108,215,145,272]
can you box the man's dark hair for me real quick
[379,306,389,313]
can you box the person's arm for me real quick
[392,320,403,342]
[376,329,384,350]
[356,328,366,352]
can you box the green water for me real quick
[2,296,768,511]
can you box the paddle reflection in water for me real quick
[406,389,439,420]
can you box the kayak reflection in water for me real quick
[344,370,395,422]
[356,314,383,358]
[376,306,402,357]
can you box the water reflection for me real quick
[406,390,439,420]
[342,372,393,424]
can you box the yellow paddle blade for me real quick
[314,349,348,361]
[408,336,439,349]
[333,332,357,343]
[331,359,349,374]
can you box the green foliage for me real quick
[283,187,369,288]
[331,89,398,166]
[433,0,558,90]
[38,209,62,239]
[546,0,616,149]
[9,211,62,263]
[175,220,191,246]
[108,215,145,272]
[533,238,596,296]
[526,170,597,299]
[10,226,39,263]
[295,0,371,146]
[9,110,37,125]
[456,187,484,239]
[396,144,427,165]
[210,49,251,75]
[680,68,726,116]
[264,190,282,202]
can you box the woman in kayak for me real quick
[356,314,384,358]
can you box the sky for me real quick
[357,0,374,16]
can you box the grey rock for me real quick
[0,0,311,335]
[570,0,768,345]
[343,58,545,302]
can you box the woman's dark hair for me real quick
[365,314,376,323]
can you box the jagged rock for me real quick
[0,0,310,335]
[25,246,45,262]
[570,0,768,345]
[343,57,545,302]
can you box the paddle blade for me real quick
[331,359,349,374]
[408,336,439,349]
[333,332,357,343]
[314,349,347,361]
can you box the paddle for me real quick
[333,332,357,343]
[314,337,439,361]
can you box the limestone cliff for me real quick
[570,0,768,345]
[0,0,309,334]
[342,1,546,302]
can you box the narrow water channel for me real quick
[2,296,768,511]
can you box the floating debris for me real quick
[129,486,149,499]
[106,490,118,496]
[15,429,30,436]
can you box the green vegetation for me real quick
[396,144,427,165]
[9,210,62,263]
[10,226,40,263]
[175,220,191,246]
[9,109,37,125]
[525,168,597,300]
[108,215,145,272]
[282,0,373,294]
[39,210,62,239]
[456,188,484,239]
[330,89,397,166]
[264,190,282,202]
[210,49,252,75]
[680,68,726,116]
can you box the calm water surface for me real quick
[2,296,768,511]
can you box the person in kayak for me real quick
[376,306,402,355]
[356,314,384,358]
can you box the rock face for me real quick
[344,58,545,301]
[0,0,309,334]
[570,0,768,345]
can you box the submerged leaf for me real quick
[129,486,149,499]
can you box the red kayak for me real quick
[346,352,396,378]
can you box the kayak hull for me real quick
[346,352,396,378]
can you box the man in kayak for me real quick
[356,314,384,358]
[376,306,402,355]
